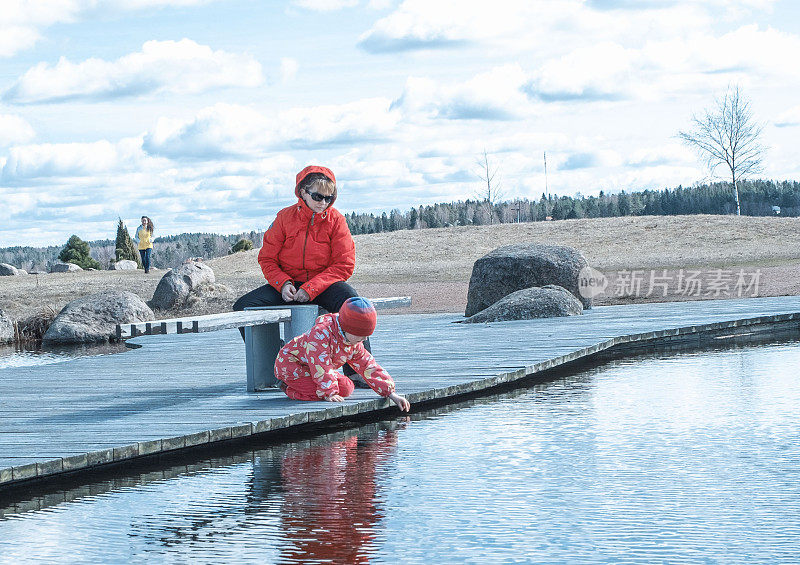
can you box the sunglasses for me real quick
[305,189,334,203]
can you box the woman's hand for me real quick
[281,282,297,302]
[326,394,344,402]
[389,392,411,412]
[294,288,310,303]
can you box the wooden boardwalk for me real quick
[2,296,800,488]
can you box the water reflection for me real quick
[275,425,400,563]
[0,421,405,562]
[0,340,134,369]
[1,342,800,563]
[126,422,404,563]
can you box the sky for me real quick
[1,0,799,247]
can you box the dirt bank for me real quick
[2,215,799,321]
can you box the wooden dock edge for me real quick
[3,311,800,492]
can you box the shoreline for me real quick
[3,297,800,492]
[2,261,800,324]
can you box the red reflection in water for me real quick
[277,427,401,563]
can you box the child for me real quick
[274,297,411,412]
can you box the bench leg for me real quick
[245,323,282,392]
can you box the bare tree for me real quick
[92,243,116,269]
[678,85,764,216]
[476,148,504,224]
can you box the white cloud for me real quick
[394,64,532,121]
[4,39,264,104]
[280,57,299,83]
[277,98,401,145]
[366,0,395,8]
[0,1,83,57]
[0,0,217,58]
[291,0,359,10]
[0,25,42,58]
[357,0,716,54]
[0,114,35,146]
[1,137,148,181]
[525,43,638,102]
[775,105,800,128]
[626,144,694,168]
[142,103,273,159]
[142,98,401,159]
[358,0,785,61]
[523,25,800,103]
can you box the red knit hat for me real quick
[338,297,377,337]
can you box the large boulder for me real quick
[0,308,13,343]
[150,262,215,310]
[112,260,139,270]
[42,291,153,344]
[462,285,583,323]
[0,263,25,276]
[465,243,592,317]
[50,262,82,273]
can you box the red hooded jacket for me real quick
[258,179,356,300]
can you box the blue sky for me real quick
[1,0,799,246]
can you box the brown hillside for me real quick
[2,215,800,320]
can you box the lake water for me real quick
[0,342,131,370]
[1,341,799,563]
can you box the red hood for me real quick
[295,165,337,206]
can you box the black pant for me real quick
[233,281,371,376]
[139,248,151,273]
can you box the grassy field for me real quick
[2,214,800,321]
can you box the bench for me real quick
[115,296,412,392]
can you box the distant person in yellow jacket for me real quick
[135,216,154,273]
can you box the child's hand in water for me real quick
[389,392,411,412]
[326,394,344,402]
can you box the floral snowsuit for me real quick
[274,313,395,401]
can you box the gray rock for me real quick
[50,262,83,273]
[465,243,592,317]
[112,260,139,270]
[0,263,23,276]
[43,291,153,343]
[462,285,583,323]
[150,262,216,310]
[0,308,13,344]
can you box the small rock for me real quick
[0,263,24,276]
[50,262,83,273]
[43,291,154,343]
[111,260,139,271]
[462,285,583,323]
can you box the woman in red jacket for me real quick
[233,165,371,377]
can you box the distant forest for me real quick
[2,179,798,272]
[0,230,265,273]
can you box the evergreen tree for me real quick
[231,239,253,253]
[536,197,549,220]
[617,192,632,216]
[59,235,101,269]
[202,237,216,257]
[409,207,418,229]
[115,218,142,267]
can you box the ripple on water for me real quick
[0,342,131,369]
[1,342,799,563]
